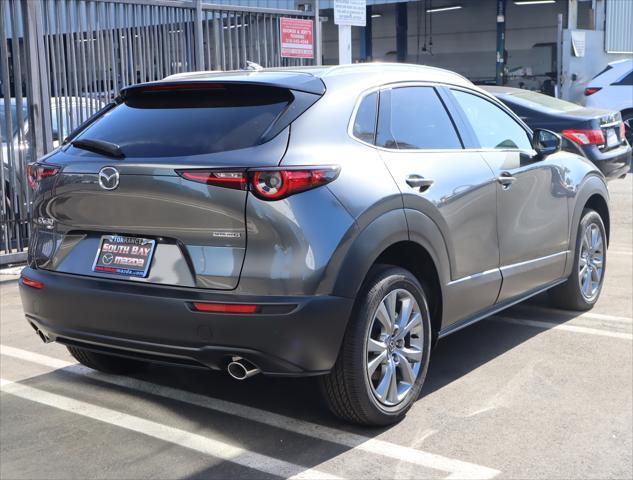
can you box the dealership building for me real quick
[211,0,632,102]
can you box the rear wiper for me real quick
[71,138,125,159]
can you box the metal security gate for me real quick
[0,0,314,263]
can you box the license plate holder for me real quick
[93,235,156,278]
[606,128,619,148]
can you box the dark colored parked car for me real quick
[484,86,631,179]
[20,64,610,426]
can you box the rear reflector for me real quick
[561,129,605,146]
[584,87,602,96]
[192,302,258,314]
[21,276,44,289]
[619,122,626,140]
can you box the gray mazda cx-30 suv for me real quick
[20,64,610,426]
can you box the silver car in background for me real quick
[2,97,102,251]
[19,64,610,426]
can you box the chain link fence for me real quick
[0,0,314,263]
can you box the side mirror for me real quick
[532,128,562,158]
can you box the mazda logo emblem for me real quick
[98,167,120,191]
[102,253,114,264]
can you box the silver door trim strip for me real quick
[499,250,569,274]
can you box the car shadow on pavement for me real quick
[111,295,566,431]
[3,293,589,478]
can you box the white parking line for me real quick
[0,378,340,480]
[0,345,500,480]
[519,306,632,324]
[495,317,633,340]
[609,250,632,256]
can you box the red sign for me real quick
[280,18,314,59]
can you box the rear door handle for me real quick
[497,172,517,189]
[406,175,434,192]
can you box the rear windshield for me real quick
[508,90,581,113]
[74,85,291,157]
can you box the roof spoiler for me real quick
[122,74,326,97]
[119,79,324,144]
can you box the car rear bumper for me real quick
[19,267,353,376]
[582,143,632,179]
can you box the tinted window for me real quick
[75,85,290,157]
[452,90,531,150]
[613,71,633,86]
[377,87,462,150]
[592,65,612,80]
[352,92,378,144]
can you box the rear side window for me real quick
[376,87,462,150]
[352,92,378,144]
[451,90,532,150]
[75,85,291,157]
[612,71,633,86]
[592,65,612,80]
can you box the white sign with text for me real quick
[334,0,366,27]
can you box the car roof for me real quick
[162,63,474,93]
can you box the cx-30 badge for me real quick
[98,167,120,191]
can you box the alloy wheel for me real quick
[578,223,604,301]
[365,289,424,407]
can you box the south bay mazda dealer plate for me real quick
[92,235,156,278]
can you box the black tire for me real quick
[66,346,145,374]
[622,110,633,147]
[549,209,607,311]
[320,266,432,426]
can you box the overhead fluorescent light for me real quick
[514,1,556,5]
[426,5,463,13]
[371,13,382,18]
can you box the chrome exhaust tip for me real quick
[227,357,260,380]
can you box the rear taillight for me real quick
[619,121,626,140]
[179,170,248,190]
[177,166,340,201]
[27,163,60,190]
[21,276,44,289]
[250,168,339,200]
[584,87,602,96]
[561,129,605,146]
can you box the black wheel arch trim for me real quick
[331,208,450,303]
[565,174,610,278]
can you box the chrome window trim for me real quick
[347,81,467,153]
[447,85,536,154]
[347,81,537,156]
[347,84,383,149]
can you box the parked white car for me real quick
[583,59,633,144]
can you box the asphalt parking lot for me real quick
[1,175,631,480]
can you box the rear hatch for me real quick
[30,79,323,289]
